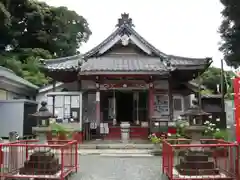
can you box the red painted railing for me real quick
[162,139,239,180]
[0,139,78,180]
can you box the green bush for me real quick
[213,130,228,140]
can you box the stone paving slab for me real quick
[79,143,156,149]
[72,155,163,180]
[78,149,154,155]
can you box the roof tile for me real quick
[80,55,170,72]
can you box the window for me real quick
[173,97,182,111]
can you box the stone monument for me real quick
[30,101,55,144]
[120,122,130,143]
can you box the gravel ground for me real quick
[72,155,163,180]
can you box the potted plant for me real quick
[148,133,164,156]
[148,133,162,144]
[50,123,72,144]
[72,130,83,144]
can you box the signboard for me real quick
[100,83,148,90]
[233,77,240,143]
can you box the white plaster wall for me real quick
[36,81,79,110]
[0,102,24,136]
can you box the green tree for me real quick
[198,67,234,95]
[0,0,91,86]
[219,0,240,67]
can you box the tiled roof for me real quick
[83,24,168,59]
[80,55,172,73]
[41,13,211,73]
[43,55,82,71]
[0,66,38,89]
[169,55,211,67]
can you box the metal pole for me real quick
[221,59,226,124]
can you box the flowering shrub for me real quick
[148,133,161,144]
[175,117,189,138]
[203,121,220,137]
[148,133,171,144]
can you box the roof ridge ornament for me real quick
[116,13,134,27]
[121,34,129,46]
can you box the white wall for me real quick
[0,102,24,136]
[36,81,79,110]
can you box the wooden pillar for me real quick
[148,82,154,119]
[52,81,56,116]
[96,83,101,125]
[168,77,173,121]
[113,90,117,125]
[77,80,82,130]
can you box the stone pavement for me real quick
[78,149,154,156]
[79,143,155,149]
[72,155,163,180]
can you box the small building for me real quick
[201,94,226,128]
[0,66,38,100]
[0,66,39,137]
[40,13,211,140]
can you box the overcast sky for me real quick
[43,0,229,69]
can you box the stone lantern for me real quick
[175,99,223,177]
[30,101,55,144]
[181,98,210,148]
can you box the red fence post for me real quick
[75,140,78,172]
[236,144,239,179]
[162,141,164,173]
[233,77,240,143]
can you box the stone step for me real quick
[180,160,215,169]
[178,168,220,175]
[185,154,209,162]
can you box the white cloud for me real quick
[42,0,230,69]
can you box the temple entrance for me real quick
[116,91,133,123]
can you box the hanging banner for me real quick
[233,77,240,143]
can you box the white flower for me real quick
[227,125,231,129]
[49,118,56,124]
[216,128,220,132]
[204,121,210,125]
[177,116,182,120]
[180,123,184,128]
[216,118,220,122]
[154,122,159,126]
[208,115,212,119]
[167,133,171,137]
